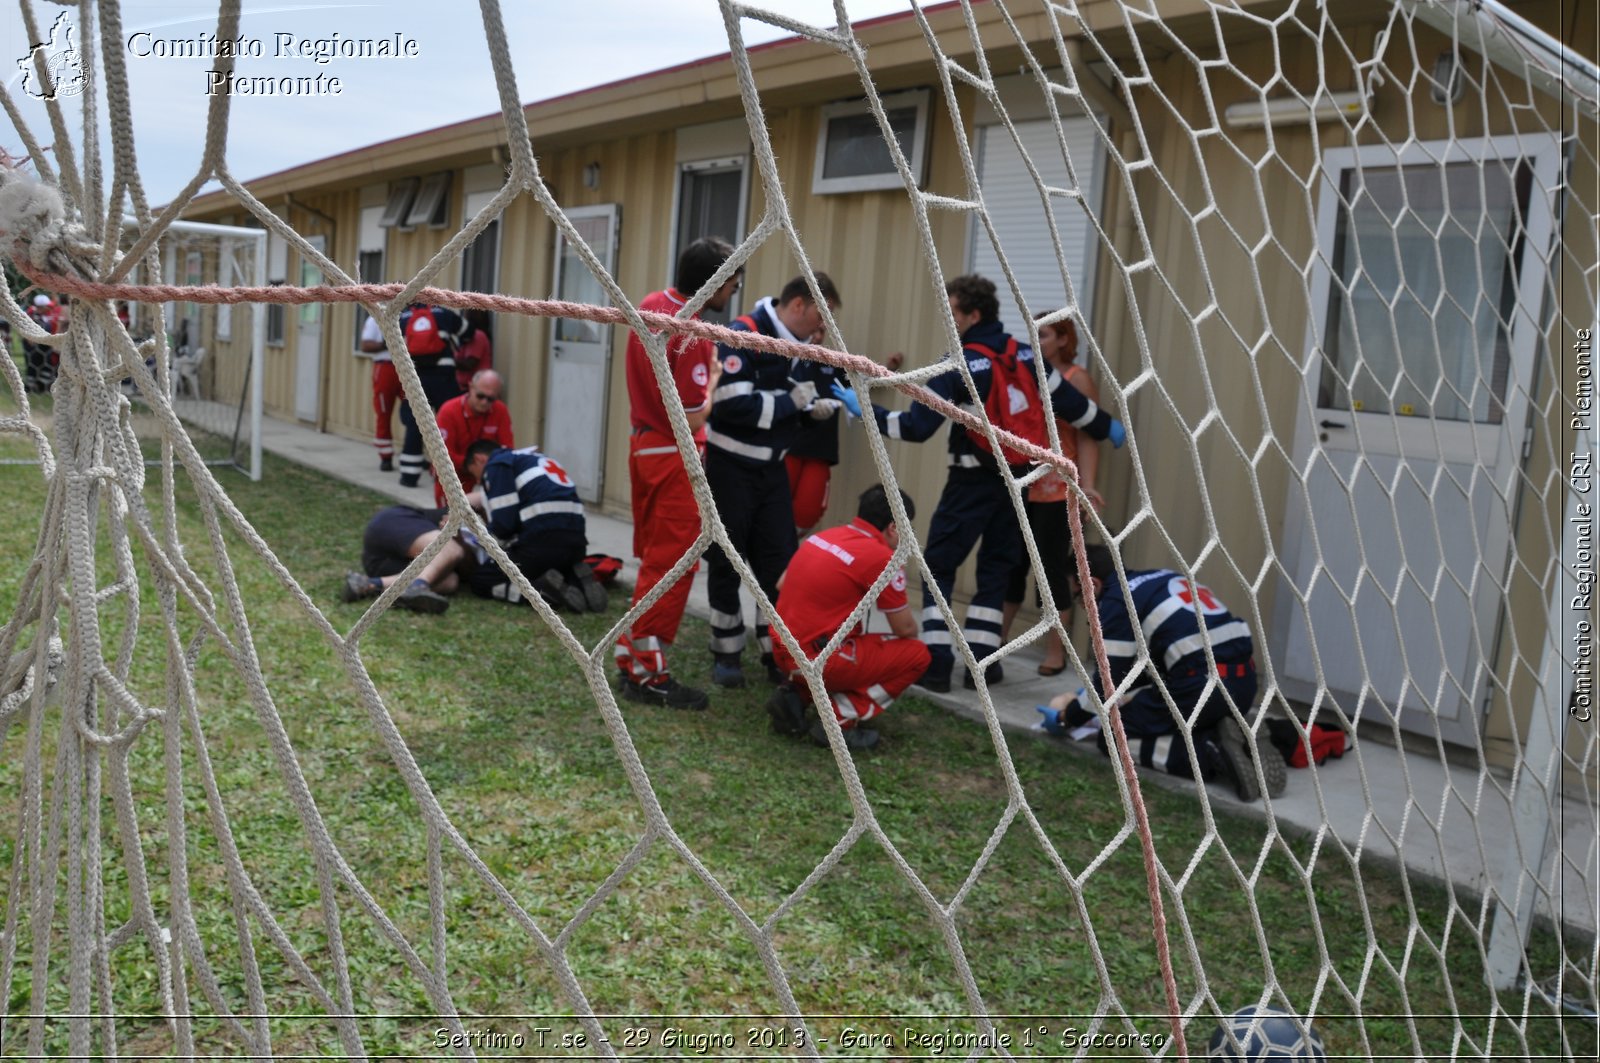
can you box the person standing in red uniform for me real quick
[432,369,514,506]
[767,485,930,751]
[359,312,403,471]
[613,237,741,710]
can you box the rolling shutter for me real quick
[968,116,1106,333]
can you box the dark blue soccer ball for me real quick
[1206,1006,1327,1060]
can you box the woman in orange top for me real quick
[1003,315,1105,675]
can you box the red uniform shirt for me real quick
[434,393,515,497]
[626,288,715,439]
[775,518,910,652]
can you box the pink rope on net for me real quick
[25,272,1082,475]
[26,268,1184,1046]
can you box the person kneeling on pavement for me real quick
[340,504,481,614]
[766,485,931,752]
[1038,544,1286,801]
[462,440,608,613]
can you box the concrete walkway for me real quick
[255,413,1596,940]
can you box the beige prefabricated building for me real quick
[180,0,1598,774]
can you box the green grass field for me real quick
[0,382,1585,1059]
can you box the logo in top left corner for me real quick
[17,12,88,101]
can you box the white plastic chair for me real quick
[174,345,206,398]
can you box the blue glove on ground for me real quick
[1036,705,1066,737]
[831,380,862,418]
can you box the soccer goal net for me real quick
[2,217,263,478]
[136,219,265,480]
[0,0,1595,1060]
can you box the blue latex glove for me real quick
[831,380,862,419]
[1036,705,1066,737]
[1108,418,1126,449]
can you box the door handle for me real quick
[1319,419,1347,429]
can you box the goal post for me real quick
[2,217,264,480]
[144,217,267,481]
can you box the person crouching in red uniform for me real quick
[613,237,742,710]
[432,369,514,506]
[767,485,930,751]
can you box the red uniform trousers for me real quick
[372,361,404,460]
[785,454,832,531]
[773,634,931,728]
[614,430,704,683]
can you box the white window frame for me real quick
[812,88,931,195]
[379,177,419,230]
[460,188,501,294]
[264,223,288,346]
[354,203,387,352]
[405,171,452,229]
[965,114,1109,338]
[668,154,750,318]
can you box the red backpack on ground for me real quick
[583,554,624,586]
[1265,718,1351,768]
[963,338,1049,465]
[404,305,446,356]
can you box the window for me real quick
[265,226,287,345]
[812,88,930,194]
[355,203,386,348]
[461,218,499,288]
[675,156,747,322]
[460,191,500,295]
[378,178,418,229]
[405,171,452,229]
[266,288,285,345]
[967,116,1107,334]
[1317,159,1530,424]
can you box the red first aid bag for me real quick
[404,305,446,356]
[963,338,1049,465]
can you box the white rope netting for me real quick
[1,0,1595,1059]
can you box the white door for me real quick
[544,205,619,502]
[1279,135,1560,742]
[294,235,325,423]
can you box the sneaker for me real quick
[379,457,394,472]
[572,563,609,613]
[395,579,449,615]
[621,676,709,711]
[808,719,880,751]
[1212,717,1286,801]
[766,685,810,737]
[340,571,381,603]
[919,673,952,694]
[1255,726,1288,798]
[534,569,589,613]
[962,663,1005,690]
[398,474,420,488]
[711,657,747,689]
